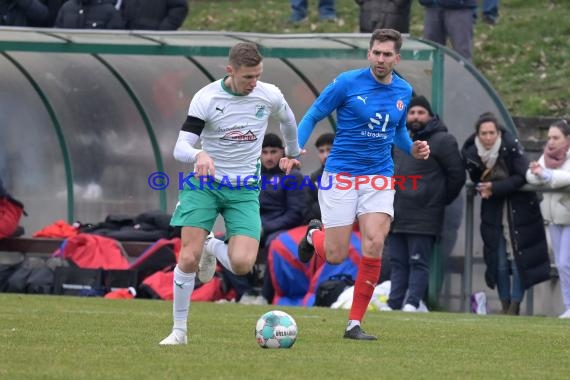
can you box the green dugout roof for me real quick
[0,28,513,235]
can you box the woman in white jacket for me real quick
[526,120,570,318]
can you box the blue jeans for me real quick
[496,234,524,303]
[482,0,499,18]
[290,0,336,21]
[387,233,434,309]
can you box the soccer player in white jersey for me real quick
[160,42,301,345]
[287,29,430,340]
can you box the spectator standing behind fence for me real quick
[525,120,570,319]
[304,132,334,224]
[461,112,550,315]
[0,0,49,26]
[355,0,412,33]
[55,0,123,29]
[288,0,336,24]
[419,0,476,61]
[118,0,187,30]
[385,95,465,312]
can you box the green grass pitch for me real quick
[1,294,569,379]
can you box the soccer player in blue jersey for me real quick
[292,29,430,340]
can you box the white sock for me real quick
[207,238,234,273]
[346,320,360,331]
[306,229,318,245]
[172,265,196,331]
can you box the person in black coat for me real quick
[462,112,550,315]
[120,0,187,30]
[386,96,465,311]
[303,132,334,224]
[55,0,123,29]
[0,0,49,26]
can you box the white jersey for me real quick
[188,79,290,184]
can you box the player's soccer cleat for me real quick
[343,325,378,341]
[197,232,216,283]
[298,219,323,263]
[159,330,187,345]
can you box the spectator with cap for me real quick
[384,95,465,312]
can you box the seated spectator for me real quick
[304,132,334,224]
[0,0,49,26]
[225,133,306,304]
[0,175,25,239]
[55,0,123,29]
[119,0,188,30]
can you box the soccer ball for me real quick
[255,310,297,349]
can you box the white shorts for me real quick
[317,171,395,228]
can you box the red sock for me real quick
[349,256,381,322]
[311,230,326,261]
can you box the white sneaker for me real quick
[558,309,570,319]
[402,303,418,312]
[239,294,268,305]
[379,305,393,311]
[197,232,216,283]
[159,330,187,345]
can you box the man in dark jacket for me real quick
[386,95,465,312]
[55,0,123,29]
[120,0,187,30]
[0,0,49,26]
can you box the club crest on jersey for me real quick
[255,104,267,119]
[396,100,405,111]
[220,130,258,143]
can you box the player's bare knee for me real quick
[361,236,384,257]
[326,247,347,265]
[178,248,200,273]
[231,261,253,275]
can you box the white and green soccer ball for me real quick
[255,310,297,349]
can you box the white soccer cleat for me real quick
[402,303,418,313]
[159,330,187,345]
[379,305,393,311]
[197,232,216,283]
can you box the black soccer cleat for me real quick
[297,219,323,263]
[343,325,378,341]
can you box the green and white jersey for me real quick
[188,78,291,184]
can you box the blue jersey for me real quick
[298,68,413,176]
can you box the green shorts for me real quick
[170,176,261,240]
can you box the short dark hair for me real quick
[228,42,263,68]
[474,112,501,134]
[369,29,403,53]
[315,133,334,148]
[551,119,570,137]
